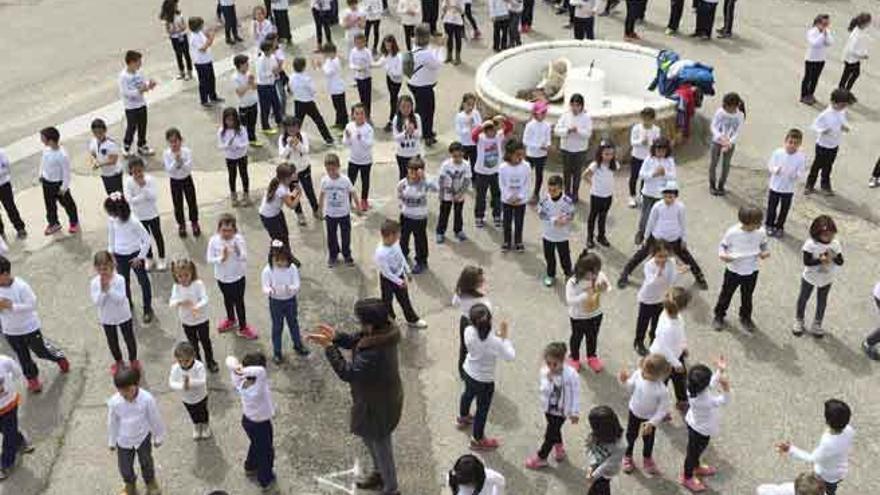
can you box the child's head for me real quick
[543,342,567,373]
[481,120,497,137]
[93,250,116,279]
[187,16,205,32]
[113,367,141,401]
[594,140,618,170]
[573,251,602,282]
[0,257,11,286]
[354,32,367,49]
[447,454,486,493]
[253,5,267,20]
[738,205,763,231]
[569,93,585,114]
[90,118,108,140]
[661,180,679,204]
[663,287,691,317]
[380,219,401,245]
[104,192,132,222]
[794,472,826,495]
[222,107,241,130]
[293,56,307,73]
[641,353,672,381]
[468,303,493,340]
[813,13,830,29]
[124,50,143,70]
[455,265,485,297]
[547,175,563,199]
[171,258,198,286]
[234,54,249,73]
[281,115,302,136]
[173,341,196,368]
[381,34,399,56]
[459,93,477,112]
[353,297,393,333]
[216,213,238,239]
[346,0,359,7]
[848,12,872,31]
[651,240,670,263]
[241,351,267,368]
[40,126,60,146]
[640,107,656,126]
[830,88,855,110]
[650,137,672,158]
[321,42,338,58]
[397,95,414,117]
[721,92,743,113]
[406,157,426,182]
[351,103,367,124]
[260,40,274,55]
[448,141,464,162]
[269,239,299,268]
[165,127,183,149]
[808,215,837,243]
[588,405,624,444]
[159,0,180,22]
[784,128,803,153]
[824,399,851,432]
[686,364,713,398]
[266,33,279,51]
[503,138,525,164]
[324,153,341,177]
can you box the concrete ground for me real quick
[1,0,879,494]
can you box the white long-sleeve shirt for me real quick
[392,114,423,157]
[842,27,870,64]
[637,258,677,305]
[261,264,300,301]
[645,200,687,242]
[107,388,166,448]
[566,272,610,319]
[259,183,290,218]
[812,106,848,149]
[108,217,151,259]
[454,110,482,146]
[0,149,11,186]
[374,242,409,285]
[218,127,249,160]
[168,360,208,404]
[124,175,160,221]
[255,52,279,86]
[349,47,373,80]
[462,325,515,383]
[40,147,72,190]
[0,278,41,336]
[320,175,355,218]
[118,69,148,109]
[719,224,769,276]
[452,294,491,318]
[554,111,592,152]
[801,238,842,288]
[227,357,275,422]
[523,119,552,158]
[408,46,442,87]
[649,312,686,368]
[278,133,311,174]
[788,425,855,483]
[169,280,210,326]
[585,161,614,198]
[438,158,472,201]
[343,122,374,165]
[756,483,796,495]
[805,26,834,62]
[537,194,574,242]
[498,161,531,205]
[397,177,439,219]
[0,355,24,411]
[767,148,807,194]
[90,274,133,325]
[630,123,660,161]
[163,147,194,180]
[397,0,422,25]
[539,365,580,417]
[685,371,729,437]
[710,108,745,145]
[253,19,276,47]
[290,72,317,102]
[207,234,247,283]
[639,156,676,198]
[322,57,345,95]
[384,53,404,84]
[456,468,506,495]
[188,30,213,65]
[487,0,509,18]
[89,137,122,177]
[625,370,669,426]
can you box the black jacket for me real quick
[326,326,403,439]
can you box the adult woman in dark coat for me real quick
[309,298,403,495]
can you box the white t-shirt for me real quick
[322,57,345,95]
[392,114,423,158]
[349,47,373,81]
[124,175,160,221]
[498,161,531,205]
[523,119,551,158]
[89,137,122,177]
[788,425,855,484]
[455,110,482,146]
[801,238,842,287]
[537,194,574,242]
[630,123,660,161]
[255,52,278,86]
[163,147,194,180]
[767,148,806,194]
[710,108,745,145]
[842,27,870,64]
[639,156,676,198]
[685,371,728,437]
[0,149,11,186]
[0,278,41,336]
[626,369,670,425]
[261,265,300,301]
[118,69,147,109]
[473,132,505,175]
[90,274,132,326]
[290,72,316,102]
[462,325,515,383]
[554,111,592,153]
[649,312,686,368]
[259,183,290,218]
[40,147,72,190]
[206,234,248,283]
[812,107,847,149]
[169,280,210,326]
[719,224,769,276]
[168,360,208,404]
[189,31,213,65]
[805,26,834,62]
[637,258,677,304]
[586,161,615,198]
[320,175,355,218]
[565,272,610,319]
[455,468,506,495]
[218,128,249,160]
[234,71,259,107]
[343,122,374,165]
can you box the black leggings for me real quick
[103,320,137,362]
[356,78,372,120]
[457,315,469,379]
[218,277,247,326]
[445,23,463,57]
[437,200,464,235]
[313,8,333,46]
[170,36,192,74]
[684,425,710,478]
[570,315,602,360]
[240,104,258,142]
[260,212,289,247]
[365,20,381,52]
[387,77,402,126]
[347,163,372,201]
[588,478,611,495]
[464,4,479,32]
[800,61,825,99]
[587,195,612,241]
[183,321,215,365]
[628,158,643,197]
[635,302,663,345]
[665,354,687,402]
[765,190,793,230]
[473,173,501,220]
[170,176,199,225]
[621,237,704,281]
[501,203,525,247]
[220,5,240,40]
[624,410,655,457]
[294,100,334,144]
[795,278,830,323]
[625,0,646,35]
[0,182,25,235]
[492,17,509,51]
[529,156,546,197]
[296,168,320,213]
[140,217,166,260]
[537,414,566,459]
[226,157,250,195]
[806,144,838,191]
[839,61,860,91]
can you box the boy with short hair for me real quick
[256,40,283,135]
[321,43,348,129]
[628,107,660,208]
[232,54,261,147]
[118,50,156,157]
[436,142,472,243]
[711,206,770,332]
[0,354,35,480]
[805,89,853,195]
[397,158,439,273]
[168,341,211,440]
[537,175,574,287]
[765,129,806,238]
[88,118,123,194]
[290,57,335,145]
[38,127,80,236]
[319,153,359,267]
[108,368,165,495]
[374,220,428,328]
[188,17,223,107]
[757,472,826,495]
[0,148,28,240]
[349,33,373,121]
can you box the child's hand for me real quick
[674,365,685,373]
[719,253,735,263]
[618,369,630,383]
[759,251,770,260]
[109,445,116,451]
[498,320,509,339]
[569,415,579,424]
[654,166,666,177]
[153,439,162,448]
[641,423,655,436]
[775,441,791,454]
[842,124,851,133]
[307,323,336,348]
[675,260,690,274]
[130,258,144,269]
[715,355,728,371]
[183,375,190,390]
[718,375,731,392]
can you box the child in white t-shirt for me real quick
[628,108,660,207]
[793,215,843,338]
[319,153,360,266]
[88,118,123,194]
[582,141,618,249]
[168,342,211,440]
[765,129,806,237]
[523,100,551,204]
[188,17,223,106]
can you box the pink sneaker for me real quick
[642,457,661,476]
[586,356,604,373]
[470,437,500,451]
[566,357,581,372]
[679,474,707,492]
[694,465,717,477]
[553,443,566,461]
[57,358,70,373]
[110,361,123,375]
[238,324,258,340]
[217,318,238,333]
[129,359,142,372]
[622,455,635,473]
[26,377,42,393]
[524,454,548,469]
[67,223,80,234]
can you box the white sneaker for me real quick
[627,196,637,208]
[156,258,167,271]
[408,319,428,329]
[201,424,213,439]
[869,177,879,188]
[297,212,307,226]
[192,424,201,440]
[809,321,825,338]
[144,258,153,271]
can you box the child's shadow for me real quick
[412,269,454,306]
[486,391,523,431]
[192,436,232,485]
[728,326,803,377]
[448,237,495,268]
[816,333,874,377]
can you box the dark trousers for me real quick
[396,155,414,181]
[40,179,78,227]
[529,156,546,197]
[0,182,26,235]
[635,195,659,243]
[720,0,736,33]
[297,168,320,213]
[622,237,705,280]
[437,200,464,235]
[347,162,372,201]
[624,410,655,457]
[806,144,838,191]
[226,157,250,194]
[665,354,687,402]
[356,78,372,120]
[458,315,469,379]
[588,478,611,495]
[628,158,643,197]
[801,61,825,99]
[240,104,258,142]
[573,16,595,40]
[684,426,711,478]
[714,269,758,320]
[101,173,124,195]
[587,195,612,241]
[463,145,477,175]
[694,1,716,37]
[765,190,793,230]
[183,321,215,365]
[294,100,334,143]
[183,397,209,424]
[508,12,522,46]
[117,434,155,484]
[365,20,381,52]
[257,85,283,129]
[115,251,153,313]
[403,25,415,51]
[537,414,566,459]
[270,296,302,356]
[409,84,436,139]
[273,9,291,40]
[123,106,148,149]
[473,173,501,220]
[218,277,247,326]
[331,93,348,127]
[522,0,535,25]
[625,0,646,35]
[635,302,663,345]
[362,434,399,492]
[668,0,684,31]
[422,0,439,33]
[326,215,352,261]
[221,5,239,40]
[261,212,289,246]
[170,36,193,74]
[5,330,66,379]
[501,203,526,247]
[824,481,839,495]
[796,278,830,323]
[459,374,494,440]
[400,216,429,265]
[103,320,137,362]
[543,239,572,278]
[464,4,479,32]
[561,151,586,201]
[445,23,464,57]
[380,275,420,322]
[242,417,276,488]
[0,406,24,469]
[387,77,402,125]
[313,9,334,46]
[170,176,199,225]
[492,17,509,51]
[570,314,603,360]
[195,63,218,105]
[839,62,860,91]
[873,157,880,179]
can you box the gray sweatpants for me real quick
[117,434,155,484]
[709,142,736,190]
[362,434,398,494]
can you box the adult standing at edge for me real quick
[408,25,443,147]
[308,298,403,495]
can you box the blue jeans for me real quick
[270,297,301,357]
[242,416,275,488]
[0,405,24,469]
[114,251,152,313]
[459,374,495,440]
[257,84,282,130]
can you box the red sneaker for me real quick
[110,361,123,375]
[360,199,370,211]
[191,221,202,237]
[586,356,604,373]
[642,457,661,475]
[67,223,80,234]
[217,318,238,333]
[473,30,482,40]
[524,454,548,469]
[57,358,70,373]
[238,324,258,340]
[470,437,500,451]
[27,377,42,393]
[679,474,707,492]
[566,357,581,372]
[553,443,566,461]
[622,455,635,473]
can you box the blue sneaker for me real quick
[455,231,468,242]
[412,263,426,274]
[436,234,446,244]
